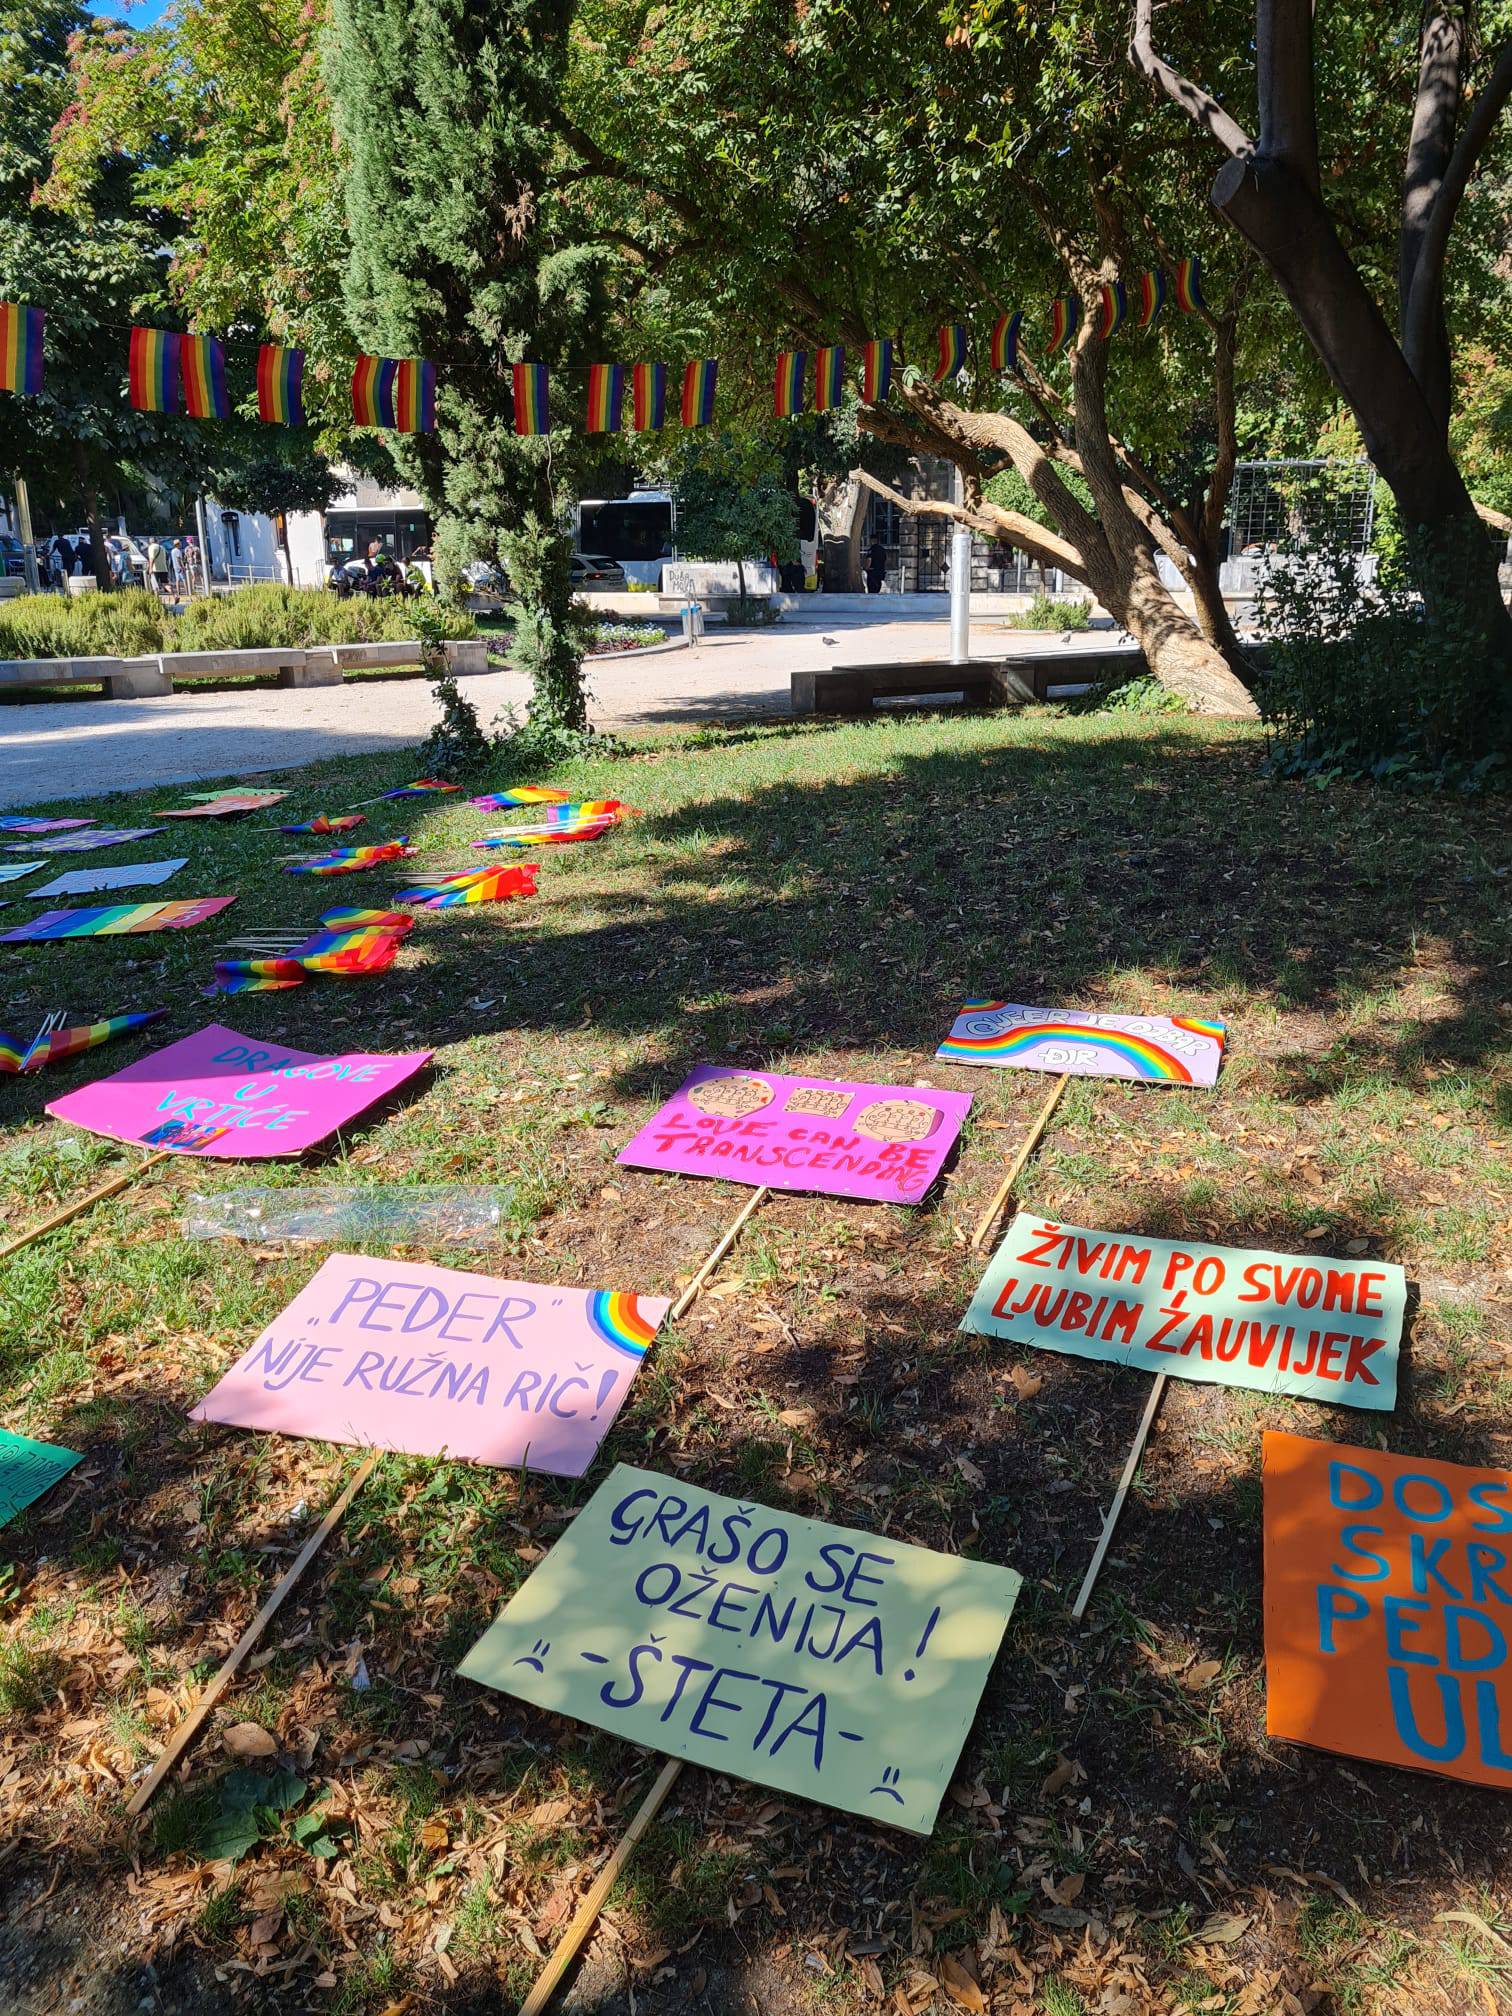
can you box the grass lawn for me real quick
[0,707,1509,2016]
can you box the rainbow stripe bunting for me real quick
[587,1290,662,1360]
[257,343,305,425]
[396,358,437,435]
[814,345,845,413]
[1095,282,1127,341]
[0,303,44,397]
[680,357,717,427]
[1174,256,1206,313]
[933,323,967,382]
[129,328,181,414]
[352,354,398,429]
[630,362,666,432]
[989,312,1022,373]
[1044,295,1080,354]
[180,334,229,420]
[586,363,625,434]
[513,361,549,436]
[1137,270,1167,328]
[774,348,806,419]
[860,338,892,403]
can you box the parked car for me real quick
[570,551,626,589]
[0,533,27,577]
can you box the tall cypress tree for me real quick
[325,0,601,732]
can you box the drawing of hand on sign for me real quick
[458,1464,1022,1835]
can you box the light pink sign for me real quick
[47,1023,431,1157]
[617,1065,971,1204]
[191,1254,669,1475]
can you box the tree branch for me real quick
[1400,9,1468,316]
[1129,0,1255,161]
[852,468,1087,578]
[1255,0,1321,191]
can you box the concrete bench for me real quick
[0,635,487,699]
[790,648,1145,716]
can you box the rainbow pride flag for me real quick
[814,345,845,413]
[631,363,666,431]
[129,328,181,413]
[1095,282,1127,341]
[933,324,967,382]
[861,338,892,403]
[1136,270,1166,328]
[257,343,305,425]
[470,786,572,809]
[681,357,717,427]
[0,304,44,397]
[586,362,625,434]
[513,362,549,436]
[989,312,1022,372]
[1174,256,1206,312]
[396,358,437,434]
[285,840,414,876]
[1044,295,1080,354]
[774,349,806,419]
[0,1009,166,1075]
[279,814,366,834]
[397,864,538,909]
[379,779,459,800]
[319,907,415,932]
[352,354,398,429]
[180,334,229,420]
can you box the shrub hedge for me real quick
[0,585,475,662]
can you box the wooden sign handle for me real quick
[126,1454,377,1815]
[518,1757,683,2016]
[0,1147,174,1265]
[669,1185,770,1321]
[970,1073,1069,1251]
[1071,1374,1167,1621]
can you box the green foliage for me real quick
[658,434,799,578]
[591,621,665,651]
[1068,671,1189,717]
[1005,592,1092,632]
[501,512,596,735]
[415,602,493,776]
[0,585,474,660]
[1258,541,1511,790]
[0,588,164,660]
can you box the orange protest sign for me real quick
[1264,1430,1512,1790]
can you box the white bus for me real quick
[574,487,820,591]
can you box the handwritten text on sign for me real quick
[47,1022,432,1158]
[616,1066,972,1205]
[0,1426,82,1527]
[191,1254,669,1476]
[1264,1432,1512,1789]
[936,1000,1224,1087]
[458,1464,1021,1834]
[962,1214,1403,1411]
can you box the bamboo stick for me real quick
[1071,1375,1167,1621]
[669,1185,771,1322]
[0,1149,174,1264]
[970,1073,1070,1251]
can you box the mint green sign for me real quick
[963,1213,1403,1411]
[458,1463,1021,1835]
[0,1426,82,1525]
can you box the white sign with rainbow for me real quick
[936,1000,1225,1087]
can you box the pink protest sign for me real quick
[191,1254,669,1475]
[617,1066,971,1204]
[46,1023,431,1157]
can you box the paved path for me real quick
[0,609,1116,807]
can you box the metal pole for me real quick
[194,495,213,594]
[948,525,971,665]
[13,475,40,594]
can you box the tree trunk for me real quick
[1097,541,1259,717]
[73,439,110,594]
[1185,541,1248,667]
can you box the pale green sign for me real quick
[963,1213,1403,1411]
[0,1426,82,1525]
[458,1463,1021,1835]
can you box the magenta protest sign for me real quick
[47,1023,431,1157]
[191,1254,669,1475]
[617,1066,971,1204]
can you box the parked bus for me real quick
[574,487,820,591]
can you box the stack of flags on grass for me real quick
[472,800,633,849]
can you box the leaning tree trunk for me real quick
[1092,534,1259,716]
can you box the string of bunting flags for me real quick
[0,259,1207,437]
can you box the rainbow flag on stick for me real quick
[680,357,717,427]
[860,338,892,403]
[933,324,967,382]
[0,304,44,397]
[1136,270,1166,328]
[352,354,398,428]
[181,334,229,420]
[0,1008,166,1075]
[396,358,437,434]
[1095,282,1127,341]
[630,363,666,432]
[586,362,625,434]
[989,312,1022,373]
[257,343,305,425]
[470,786,572,809]
[814,345,845,413]
[774,349,806,418]
[1044,296,1080,354]
[513,362,549,436]
[130,328,181,413]
[1174,256,1206,312]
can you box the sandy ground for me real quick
[0,611,1120,806]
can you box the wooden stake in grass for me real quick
[970,1073,1069,1252]
[668,1184,770,1322]
[0,1148,174,1265]
[126,1454,377,1816]
[517,1756,683,2016]
[1070,1374,1167,1622]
